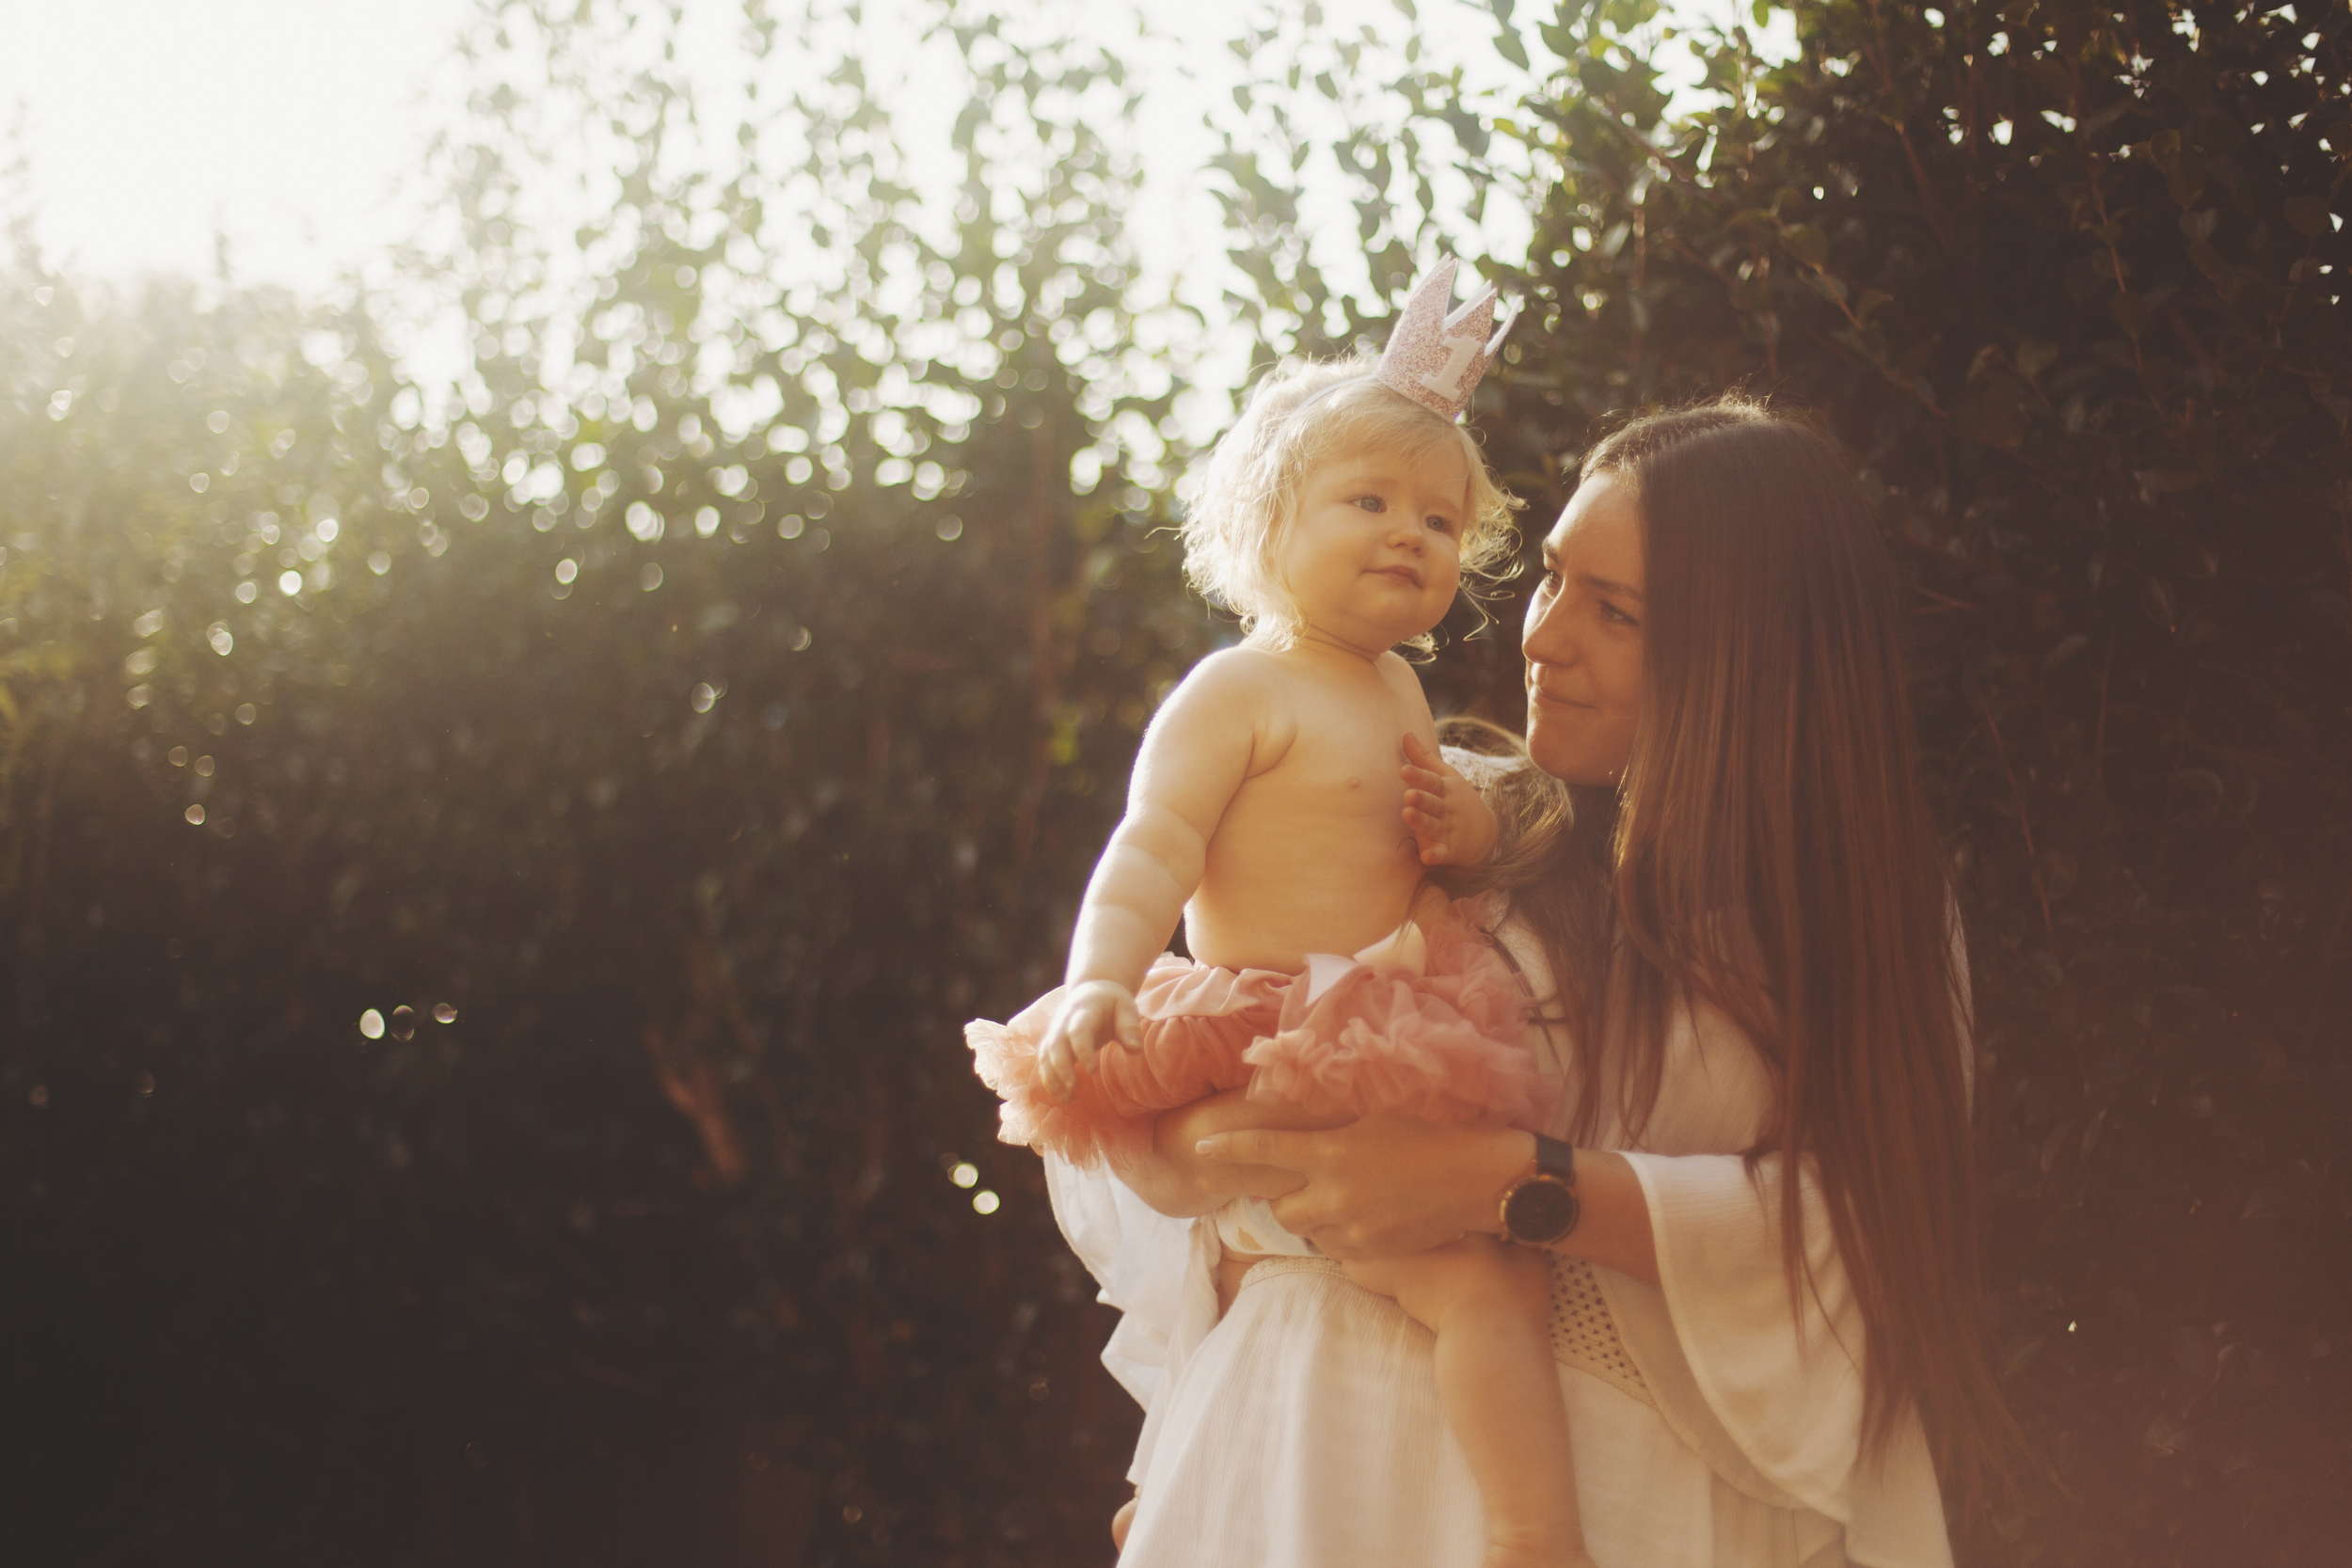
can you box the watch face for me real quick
[1505,1177,1578,1244]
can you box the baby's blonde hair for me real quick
[1180,356,1521,653]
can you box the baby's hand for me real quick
[1400,733,1499,867]
[1038,979,1143,1102]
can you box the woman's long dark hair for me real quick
[1471,398,2013,1512]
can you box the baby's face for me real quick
[1277,437,1470,656]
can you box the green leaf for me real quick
[2282,196,2332,238]
[1780,222,1829,270]
[2016,339,2058,379]
[2109,290,2152,338]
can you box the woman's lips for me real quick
[1528,685,1591,709]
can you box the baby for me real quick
[968,261,1587,1568]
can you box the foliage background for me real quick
[1,1,2344,1564]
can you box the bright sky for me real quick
[2,0,477,286]
[2,0,1782,405]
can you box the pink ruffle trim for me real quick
[966,898,1542,1169]
[966,955,1286,1168]
[1243,906,1548,1130]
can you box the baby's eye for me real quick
[1424,514,1457,534]
[1354,495,1387,514]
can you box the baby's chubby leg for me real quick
[1343,1242,1596,1568]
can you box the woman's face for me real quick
[1523,470,1645,785]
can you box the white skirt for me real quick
[1117,1258,1853,1568]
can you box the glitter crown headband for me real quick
[1372,256,1518,421]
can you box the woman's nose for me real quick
[1523,592,1579,668]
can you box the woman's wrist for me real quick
[1456,1126,1539,1237]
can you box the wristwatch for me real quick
[1499,1134,1580,1247]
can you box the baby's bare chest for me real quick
[1235,694,1429,827]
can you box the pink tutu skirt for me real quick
[965,898,1544,1169]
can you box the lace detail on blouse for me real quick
[1549,1253,1654,1408]
[1233,1254,1655,1410]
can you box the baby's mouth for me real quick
[1370,564,1423,589]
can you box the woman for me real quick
[1047,400,2011,1566]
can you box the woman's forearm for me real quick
[1198,1117,1663,1289]
[1546,1149,1659,1289]
[1395,1127,1661,1288]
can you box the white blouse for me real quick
[1043,902,1956,1567]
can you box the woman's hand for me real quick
[1198,1113,1664,1283]
[1400,733,1498,867]
[1112,1088,1329,1219]
[1197,1111,1533,1259]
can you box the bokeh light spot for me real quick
[368,551,391,576]
[359,1009,386,1040]
[691,683,717,713]
[278,570,303,596]
[972,1190,999,1214]
[555,558,579,584]
[639,562,663,592]
[235,704,257,725]
[936,515,963,541]
[950,1162,978,1188]
[235,579,260,603]
[390,1006,417,1041]
[433,1004,457,1024]
[183,804,205,825]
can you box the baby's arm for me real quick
[1038,654,1268,1100]
[1399,731,1500,867]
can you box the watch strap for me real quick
[1532,1133,1575,1186]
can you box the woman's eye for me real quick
[1600,600,1638,627]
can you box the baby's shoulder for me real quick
[1176,644,1287,701]
[1154,647,1294,735]
[1370,649,1432,702]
